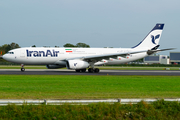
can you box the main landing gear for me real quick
[21,64,25,72]
[75,69,86,73]
[75,68,100,73]
[88,68,100,73]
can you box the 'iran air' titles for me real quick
[26,50,59,57]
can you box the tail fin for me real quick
[132,23,164,50]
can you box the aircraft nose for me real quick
[1,54,14,62]
[2,54,6,60]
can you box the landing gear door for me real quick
[20,50,25,57]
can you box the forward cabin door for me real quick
[20,50,25,57]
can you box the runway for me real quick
[0,69,180,76]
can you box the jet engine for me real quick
[66,60,89,70]
[46,64,65,69]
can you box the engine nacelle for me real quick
[46,64,65,69]
[66,60,89,70]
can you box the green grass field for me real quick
[0,75,180,99]
[100,66,180,70]
[0,65,47,69]
[1,75,180,119]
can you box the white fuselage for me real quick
[2,24,166,72]
[3,47,148,66]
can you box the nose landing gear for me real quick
[21,64,25,72]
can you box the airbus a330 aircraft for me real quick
[2,24,174,73]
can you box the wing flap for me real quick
[66,50,147,62]
[62,48,174,63]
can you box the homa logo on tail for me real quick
[151,34,160,44]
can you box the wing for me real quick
[65,50,148,62]
[64,48,175,62]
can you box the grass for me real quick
[0,100,180,119]
[99,66,180,70]
[0,65,47,69]
[1,75,180,119]
[0,75,180,99]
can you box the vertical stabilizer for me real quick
[132,24,164,50]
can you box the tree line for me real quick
[63,43,90,48]
[0,42,20,55]
[0,42,90,55]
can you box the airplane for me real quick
[1,23,174,73]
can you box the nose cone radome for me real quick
[2,54,16,63]
[2,54,5,59]
[2,54,8,61]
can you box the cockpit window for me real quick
[7,52,14,54]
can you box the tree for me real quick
[63,43,76,47]
[10,42,20,49]
[0,44,11,53]
[63,43,90,48]
[76,43,90,48]
[5,45,11,53]
[32,45,36,47]
[0,42,20,54]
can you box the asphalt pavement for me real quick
[0,69,180,76]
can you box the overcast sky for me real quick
[0,0,180,55]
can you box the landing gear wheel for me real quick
[88,68,94,73]
[76,70,80,72]
[76,69,86,73]
[81,69,86,72]
[21,68,25,72]
[94,68,100,73]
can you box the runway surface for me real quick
[0,69,180,75]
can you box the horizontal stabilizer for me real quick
[147,48,175,55]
